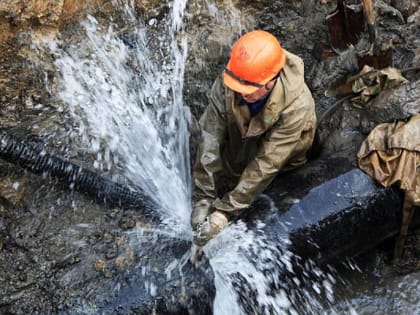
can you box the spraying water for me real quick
[53,0,191,229]
[46,1,343,314]
[205,199,339,315]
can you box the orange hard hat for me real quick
[223,30,286,95]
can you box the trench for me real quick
[0,0,419,314]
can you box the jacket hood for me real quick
[277,50,305,108]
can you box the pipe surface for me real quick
[247,156,404,263]
[0,130,158,218]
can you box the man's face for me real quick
[240,78,276,103]
[240,86,269,103]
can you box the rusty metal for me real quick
[356,0,393,69]
[327,0,393,69]
[357,45,393,69]
[326,0,365,52]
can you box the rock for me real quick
[0,0,109,27]
[360,79,420,133]
[54,253,81,268]
[114,256,128,270]
[105,246,118,260]
[0,0,61,26]
[391,0,419,20]
[94,259,106,272]
[118,216,136,230]
[407,8,420,23]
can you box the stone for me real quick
[391,0,419,20]
[118,216,136,230]
[360,79,420,133]
[94,259,106,272]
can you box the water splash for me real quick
[52,0,191,228]
[206,217,339,315]
[44,1,344,314]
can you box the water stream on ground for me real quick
[40,0,419,314]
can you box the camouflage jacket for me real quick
[193,50,317,215]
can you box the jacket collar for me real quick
[227,50,305,138]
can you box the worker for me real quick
[191,30,317,246]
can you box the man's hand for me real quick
[193,211,228,246]
[191,199,212,230]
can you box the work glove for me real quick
[191,198,212,230]
[193,211,228,247]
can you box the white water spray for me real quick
[44,1,342,314]
[206,204,338,315]
[53,0,190,229]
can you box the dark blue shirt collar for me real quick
[239,92,271,117]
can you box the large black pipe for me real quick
[247,156,404,263]
[0,130,158,218]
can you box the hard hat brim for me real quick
[223,53,286,95]
[223,71,260,94]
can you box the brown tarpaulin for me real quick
[358,114,420,260]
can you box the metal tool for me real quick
[326,0,365,52]
[356,0,392,69]
[326,0,393,69]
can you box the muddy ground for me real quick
[0,0,419,314]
